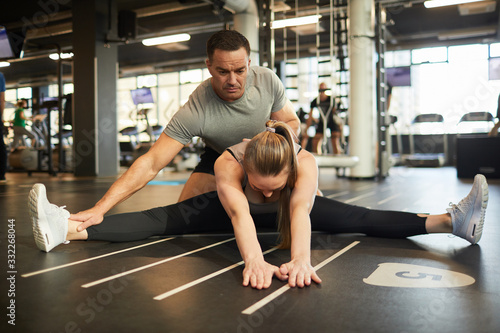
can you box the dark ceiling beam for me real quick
[133,1,211,18]
[2,10,72,30]
[24,22,72,41]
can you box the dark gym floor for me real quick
[1,166,499,333]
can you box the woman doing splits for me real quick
[28,121,489,289]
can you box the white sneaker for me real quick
[447,174,489,244]
[28,183,70,252]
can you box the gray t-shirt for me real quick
[164,66,287,154]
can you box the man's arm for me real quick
[72,133,184,231]
[271,100,300,137]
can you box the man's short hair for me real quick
[206,30,251,61]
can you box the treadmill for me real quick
[405,113,447,167]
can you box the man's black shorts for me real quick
[192,146,221,175]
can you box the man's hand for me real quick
[70,207,105,232]
[243,258,287,289]
[279,258,322,288]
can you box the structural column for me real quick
[225,0,260,64]
[348,0,377,178]
[72,0,119,177]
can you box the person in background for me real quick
[301,83,343,154]
[0,72,7,182]
[489,93,500,137]
[12,99,38,150]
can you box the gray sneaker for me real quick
[28,183,70,252]
[447,174,488,244]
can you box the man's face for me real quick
[206,47,251,102]
[319,83,328,94]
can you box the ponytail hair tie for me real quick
[266,127,276,133]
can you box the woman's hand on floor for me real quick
[279,258,322,288]
[243,258,287,289]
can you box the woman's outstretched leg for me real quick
[310,197,428,238]
[310,174,489,244]
[29,184,233,252]
[86,191,232,242]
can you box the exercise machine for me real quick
[119,88,164,165]
[456,111,495,136]
[405,113,447,167]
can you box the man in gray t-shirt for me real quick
[71,30,299,232]
[165,66,287,154]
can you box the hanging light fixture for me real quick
[49,52,73,60]
[271,15,321,29]
[142,33,191,46]
[424,0,484,8]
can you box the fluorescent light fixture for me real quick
[142,33,191,46]
[0,61,10,67]
[49,52,73,60]
[271,15,321,29]
[424,0,483,8]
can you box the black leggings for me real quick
[87,192,427,242]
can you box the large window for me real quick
[48,83,74,97]
[281,43,499,135]
[117,77,138,131]
[158,72,180,128]
[386,43,500,134]
[282,56,339,113]
[411,47,447,64]
[116,69,211,142]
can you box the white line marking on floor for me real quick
[81,237,236,289]
[154,247,278,301]
[312,241,360,271]
[356,184,376,191]
[377,194,400,205]
[326,191,350,199]
[21,237,176,278]
[241,241,360,315]
[380,186,394,193]
[344,192,376,204]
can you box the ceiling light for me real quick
[271,15,321,29]
[424,0,484,8]
[0,61,10,67]
[142,33,191,46]
[49,52,73,60]
[437,26,496,40]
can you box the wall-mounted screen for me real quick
[0,26,25,60]
[387,66,411,87]
[488,57,500,80]
[131,88,154,105]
